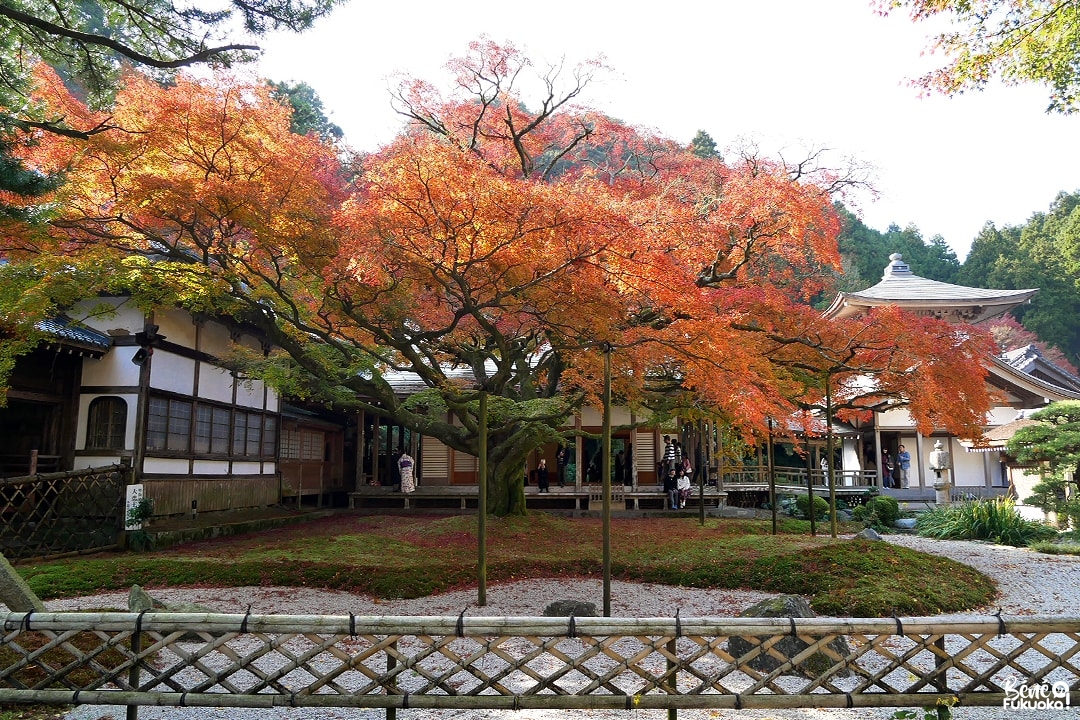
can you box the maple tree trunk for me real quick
[486,451,528,516]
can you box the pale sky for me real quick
[256,0,1080,262]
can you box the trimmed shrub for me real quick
[866,495,900,526]
[850,496,900,532]
[795,494,830,520]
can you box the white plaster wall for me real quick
[877,407,914,430]
[265,387,280,413]
[234,377,266,409]
[74,456,121,469]
[193,460,231,474]
[986,406,1023,426]
[263,462,275,474]
[580,407,601,426]
[156,308,197,349]
[82,350,141,387]
[198,364,235,404]
[231,462,263,475]
[200,321,233,356]
[144,458,190,474]
[150,353,196,395]
[72,297,144,334]
[950,440,986,487]
[238,334,262,353]
[842,439,859,470]
[1011,467,1053,521]
[75,393,138,450]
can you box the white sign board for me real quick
[125,484,145,530]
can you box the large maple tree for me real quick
[1,42,996,515]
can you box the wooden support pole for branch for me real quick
[602,345,612,617]
[478,391,488,607]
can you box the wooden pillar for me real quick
[574,414,583,488]
[873,429,883,488]
[948,436,959,494]
[914,433,925,490]
[372,415,381,486]
[356,410,366,487]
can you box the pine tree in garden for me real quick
[1008,401,1080,528]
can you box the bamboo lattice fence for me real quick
[1,611,1078,712]
[0,464,128,561]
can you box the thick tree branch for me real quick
[0,5,259,68]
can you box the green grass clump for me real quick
[15,514,996,617]
[1030,541,1080,555]
[915,497,1058,547]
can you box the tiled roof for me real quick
[961,416,1040,453]
[35,317,112,352]
[824,254,1037,321]
[847,254,1036,303]
[1001,344,1080,392]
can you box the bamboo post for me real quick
[126,628,140,720]
[602,345,612,617]
[717,425,724,491]
[478,391,488,607]
[768,419,777,535]
[825,373,837,538]
[386,639,397,720]
[666,636,678,720]
[804,444,816,536]
[933,635,947,692]
[698,433,705,527]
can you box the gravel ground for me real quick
[26,535,1080,720]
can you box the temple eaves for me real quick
[823,253,1037,323]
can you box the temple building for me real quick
[824,253,1080,507]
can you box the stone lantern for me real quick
[928,439,951,505]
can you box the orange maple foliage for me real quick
[6,44,996,515]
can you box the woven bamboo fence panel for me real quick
[0,465,127,561]
[1,612,1078,711]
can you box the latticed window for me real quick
[86,396,127,450]
[232,411,248,456]
[148,395,276,458]
[262,416,277,457]
[194,406,231,454]
[301,429,324,460]
[147,397,192,452]
[281,426,301,459]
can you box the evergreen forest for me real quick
[835,192,1080,372]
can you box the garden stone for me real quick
[130,585,218,641]
[0,551,45,612]
[727,595,851,678]
[543,599,598,617]
[855,527,882,541]
[128,585,167,612]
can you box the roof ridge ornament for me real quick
[883,253,912,279]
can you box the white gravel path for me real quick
[30,535,1080,720]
